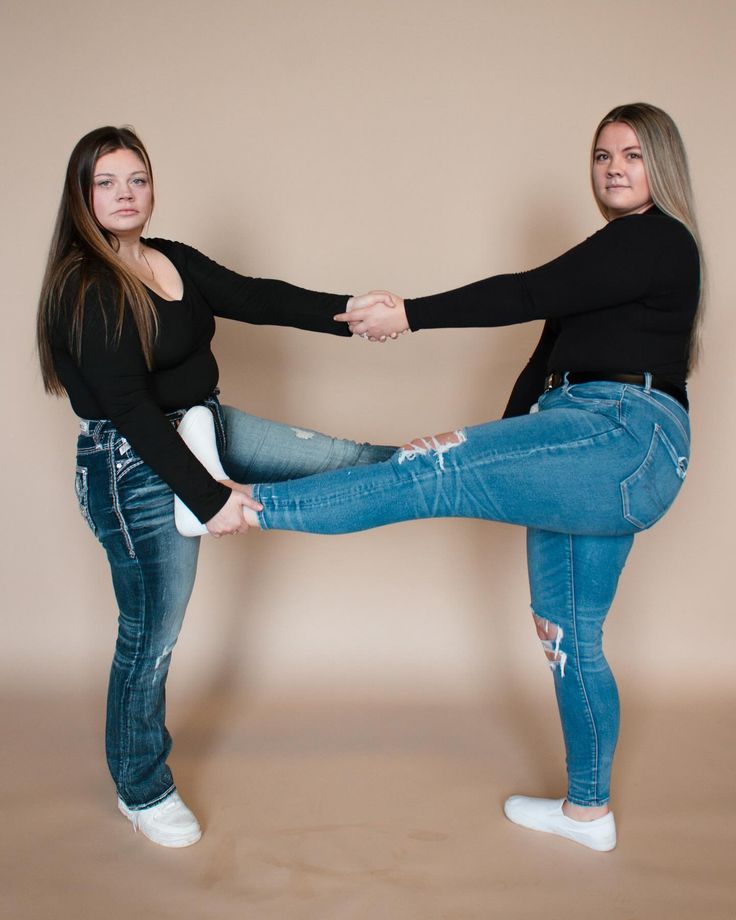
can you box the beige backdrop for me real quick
[3,3,736,919]
[2,0,734,706]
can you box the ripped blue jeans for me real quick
[253,379,690,805]
[75,395,395,809]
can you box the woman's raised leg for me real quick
[248,405,640,537]
[219,404,395,482]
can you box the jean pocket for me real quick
[564,384,621,408]
[74,465,96,535]
[621,424,688,529]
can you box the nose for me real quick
[116,185,133,200]
[606,156,623,176]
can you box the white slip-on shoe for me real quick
[503,795,616,852]
[118,791,202,848]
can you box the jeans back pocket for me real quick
[620,424,688,530]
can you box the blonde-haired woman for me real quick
[37,126,394,847]
[235,103,702,851]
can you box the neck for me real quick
[112,233,154,283]
[114,233,144,262]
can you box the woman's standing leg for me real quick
[79,425,200,812]
[526,527,634,807]
[502,528,634,851]
[103,523,199,809]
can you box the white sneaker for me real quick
[118,791,202,848]
[503,795,616,851]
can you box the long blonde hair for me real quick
[37,126,159,395]
[591,103,704,369]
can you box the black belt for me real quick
[543,372,688,410]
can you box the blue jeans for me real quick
[253,378,690,805]
[75,394,395,809]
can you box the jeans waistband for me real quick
[544,372,688,411]
[78,392,222,442]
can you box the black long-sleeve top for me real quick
[404,207,700,417]
[52,239,351,522]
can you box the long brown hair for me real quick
[37,126,159,395]
[590,103,704,369]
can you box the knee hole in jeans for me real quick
[533,611,568,677]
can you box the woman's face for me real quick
[92,147,152,238]
[592,122,653,218]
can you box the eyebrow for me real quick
[93,170,148,177]
[594,145,642,153]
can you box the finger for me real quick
[335,306,371,322]
[232,492,262,511]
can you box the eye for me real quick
[95,179,113,188]
[594,152,609,162]
[131,177,148,186]
[627,152,642,160]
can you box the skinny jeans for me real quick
[75,394,395,809]
[253,378,691,806]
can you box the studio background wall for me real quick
[2,0,733,706]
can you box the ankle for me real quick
[562,800,610,822]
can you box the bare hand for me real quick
[206,481,262,537]
[335,291,409,341]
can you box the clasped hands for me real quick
[336,291,408,342]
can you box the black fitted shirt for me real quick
[52,240,351,522]
[404,207,700,417]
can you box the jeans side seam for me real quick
[567,534,602,807]
[116,553,146,805]
[624,386,690,445]
[106,433,136,559]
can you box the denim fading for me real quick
[75,394,395,809]
[253,378,690,806]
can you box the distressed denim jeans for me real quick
[75,395,395,809]
[253,378,690,805]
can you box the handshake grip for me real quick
[174,406,228,537]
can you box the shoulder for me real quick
[605,208,697,251]
[144,237,208,262]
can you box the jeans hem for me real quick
[565,794,610,808]
[119,783,177,811]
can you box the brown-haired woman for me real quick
[37,126,394,847]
